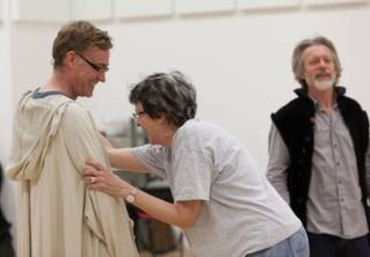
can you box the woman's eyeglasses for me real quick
[132,111,146,120]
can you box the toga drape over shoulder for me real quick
[7,90,139,257]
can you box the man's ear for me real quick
[64,50,77,68]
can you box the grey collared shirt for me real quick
[267,102,370,238]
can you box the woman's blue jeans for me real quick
[246,226,309,257]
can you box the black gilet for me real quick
[271,87,369,229]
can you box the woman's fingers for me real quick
[83,160,107,183]
[82,160,128,198]
[85,159,107,172]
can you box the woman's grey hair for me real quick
[129,71,197,127]
[291,35,342,89]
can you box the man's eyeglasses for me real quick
[132,111,146,120]
[76,52,109,73]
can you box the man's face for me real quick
[72,46,110,98]
[301,45,337,92]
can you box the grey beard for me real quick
[314,78,335,91]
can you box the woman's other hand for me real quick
[83,159,134,198]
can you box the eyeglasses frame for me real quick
[132,111,146,120]
[76,52,109,73]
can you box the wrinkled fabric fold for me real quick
[7,90,139,257]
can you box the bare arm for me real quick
[97,132,149,173]
[83,160,201,229]
[131,191,200,229]
[108,148,150,173]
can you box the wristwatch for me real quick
[125,187,138,204]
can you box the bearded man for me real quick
[267,35,370,257]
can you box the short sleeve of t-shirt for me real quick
[133,144,168,179]
[133,121,213,202]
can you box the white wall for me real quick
[6,3,370,168]
[0,0,17,241]
[2,0,370,244]
[84,6,370,168]
[0,26,10,166]
[6,1,370,168]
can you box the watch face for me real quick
[126,194,135,203]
